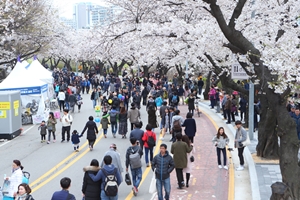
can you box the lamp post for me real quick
[185,46,189,79]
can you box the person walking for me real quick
[182,135,194,187]
[128,103,141,131]
[142,124,157,167]
[187,94,196,116]
[71,130,80,152]
[3,160,24,200]
[234,121,247,171]
[57,89,65,112]
[109,107,119,138]
[51,177,76,200]
[129,122,144,151]
[82,159,101,200]
[118,107,128,139]
[76,93,83,113]
[68,91,77,113]
[91,88,99,108]
[100,112,110,138]
[212,127,229,170]
[80,116,99,151]
[38,120,47,143]
[60,109,73,143]
[15,183,34,200]
[89,155,122,200]
[101,144,123,183]
[160,107,171,140]
[47,112,57,144]
[151,144,175,200]
[147,105,158,132]
[181,112,197,144]
[125,138,143,196]
[225,94,232,124]
[209,86,216,109]
[171,133,193,189]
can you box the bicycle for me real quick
[22,111,32,125]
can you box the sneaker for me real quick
[236,166,244,171]
[146,163,149,167]
[53,140,56,143]
[75,149,79,152]
[223,166,228,170]
[134,186,138,194]
[113,134,116,138]
[61,139,65,143]
[47,141,50,144]
[132,187,137,196]
[160,137,164,140]
[104,134,107,138]
[41,141,43,143]
[218,165,222,169]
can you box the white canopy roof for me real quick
[0,61,48,95]
[25,60,53,84]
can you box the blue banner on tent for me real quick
[0,85,47,95]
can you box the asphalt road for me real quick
[0,92,160,199]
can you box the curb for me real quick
[199,101,261,200]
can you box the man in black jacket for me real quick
[151,143,175,200]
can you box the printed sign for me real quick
[231,54,248,80]
[0,102,10,110]
[14,100,19,109]
[0,110,7,118]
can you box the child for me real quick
[100,111,110,138]
[38,121,47,143]
[71,130,80,152]
[212,127,229,170]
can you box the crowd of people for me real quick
[3,66,251,200]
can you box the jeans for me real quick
[103,129,107,135]
[92,99,97,108]
[216,147,227,165]
[131,167,142,188]
[226,109,231,123]
[100,190,118,200]
[58,100,64,111]
[156,177,171,200]
[175,168,184,187]
[210,99,215,108]
[62,126,71,141]
[111,123,117,134]
[238,147,245,165]
[145,147,154,164]
[216,101,220,113]
[47,130,55,141]
[65,102,69,110]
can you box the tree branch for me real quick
[228,0,247,29]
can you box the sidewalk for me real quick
[167,106,229,200]
[199,99,281,200]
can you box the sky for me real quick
[52,0,109,18]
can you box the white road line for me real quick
[0,124,35,147]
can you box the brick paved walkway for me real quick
[167,106,229,200]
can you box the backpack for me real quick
[110,112,117,123]
[129,147,142,169]
[173,119,181,132]
[112,98,120,108]
[22,171,30,184]
[171,95,178,104]
[102,168,118,197]
[146,132,156,148]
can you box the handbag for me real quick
[149,170,156,193]
[242,132,251,146]
[125,173,132,185]
[190,155,195,162]
[47,125,53,131]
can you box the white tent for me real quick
[0,61,48,99]
[25,60,53,84]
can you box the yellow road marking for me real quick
[31,133,103,193]
[125,138,162,200]
[30,124,103,192]
[202,112,235,200]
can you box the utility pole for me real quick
[248,81,254,140]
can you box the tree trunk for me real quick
[142,65,149,78]
[256,93,279,159]
[203,71,212,100]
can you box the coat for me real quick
[100,114,109,129]
[148,109,157,128]
[81,120,99,140]
[128,108,140,123]
[171,141,193,168]
[187,96,195,110]
[47,117,57,132]
[142,130,157,148]
[6,168,23,197]
[181,118,197,137]
[82,166,101,200]
[151,151,175,180]
[101,148,123,182]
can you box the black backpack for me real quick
[102,168,118,197]
[112,97,120,108]
[110,112,118,123]
[146,132,156,148]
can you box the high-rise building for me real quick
[73,2,93,29]
[60,17,77,29]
